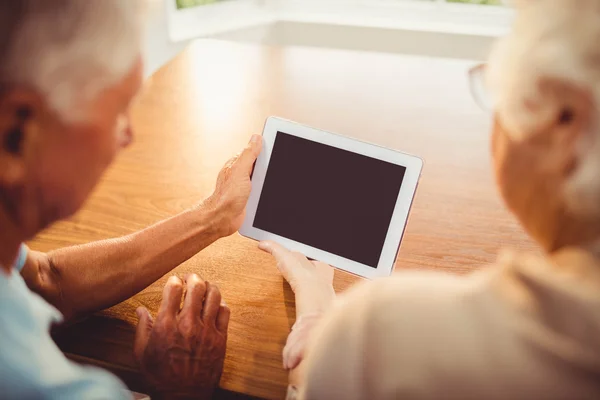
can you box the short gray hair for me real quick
[0,0,145,120]
[487,0,600,217]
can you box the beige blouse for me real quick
[296,248,600,399]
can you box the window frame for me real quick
[167,0,514,43]
[167,0,272,42]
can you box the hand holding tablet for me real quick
[241,117,422,279]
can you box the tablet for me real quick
[240,117,423,279]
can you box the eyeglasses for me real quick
[468,63,494,112]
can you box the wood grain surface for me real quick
[31,40,535,399]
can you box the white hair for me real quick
[0,0,146,121]
[487,0,600,216]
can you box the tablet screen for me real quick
[253,131,406,268]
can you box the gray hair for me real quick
[487,0,600,217]
[0,0,145,121]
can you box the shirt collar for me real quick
[12,244,28,273]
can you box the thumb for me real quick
[236,135,262,173]
[134,306,153,363]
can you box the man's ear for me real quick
[0,88,42,187]
[525,78,595,178]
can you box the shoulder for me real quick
[330,269,474,329]
[302,265,529,399]
[303,251,600,399]
[0,273,129,400]
[0,335,130,400]
[302,270,481,399]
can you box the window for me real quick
[168,0,511,43]
[174,0,505,11]
[176,0,234,10]
[354,0,503,4]
[167,0,270,42]
[447,0,503,4]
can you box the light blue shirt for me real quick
[0,244,131,399]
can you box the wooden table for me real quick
[31,40,535,399]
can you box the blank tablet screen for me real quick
[253,131,406,268]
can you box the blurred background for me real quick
[144,0,512,76]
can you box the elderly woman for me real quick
[0,1,261,399]
[262,0,600,398]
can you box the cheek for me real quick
[491,120,509,191]
[38,127,119,219]
[491,121,535,216]
[84,126,121,182]
[84,119,123,168]
[98,128,120,165]
[491,120,568,247]
[490,118,540,201]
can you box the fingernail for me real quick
[258,241,269,250]
[250,134,260,144]
[136,308,143,318]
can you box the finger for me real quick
[235,135,262,173]
[312,261,335,282]
[258,240,292,262]
[180,273,207,318]
[133,307,154,363]
[215,303,231,333]
[283,327,306,370]
[259,241,301,273]
[202,282,222,322]
[158,275,184,319]
[291,251,307,261]
[259,241,302,289]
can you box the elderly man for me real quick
[261,0,600,398]
[0,1,261,399]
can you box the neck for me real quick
[548,237,600,264]
[581,238,600,261]
[0,203,23,273]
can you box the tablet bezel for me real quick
[240,117,423,279]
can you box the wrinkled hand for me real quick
[134,274,230,399]
[259,241,336,317]
[205,135,262,237]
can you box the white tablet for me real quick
[240,117,423,279]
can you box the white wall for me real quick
[143,0,190,76]
[224,21,496,60]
